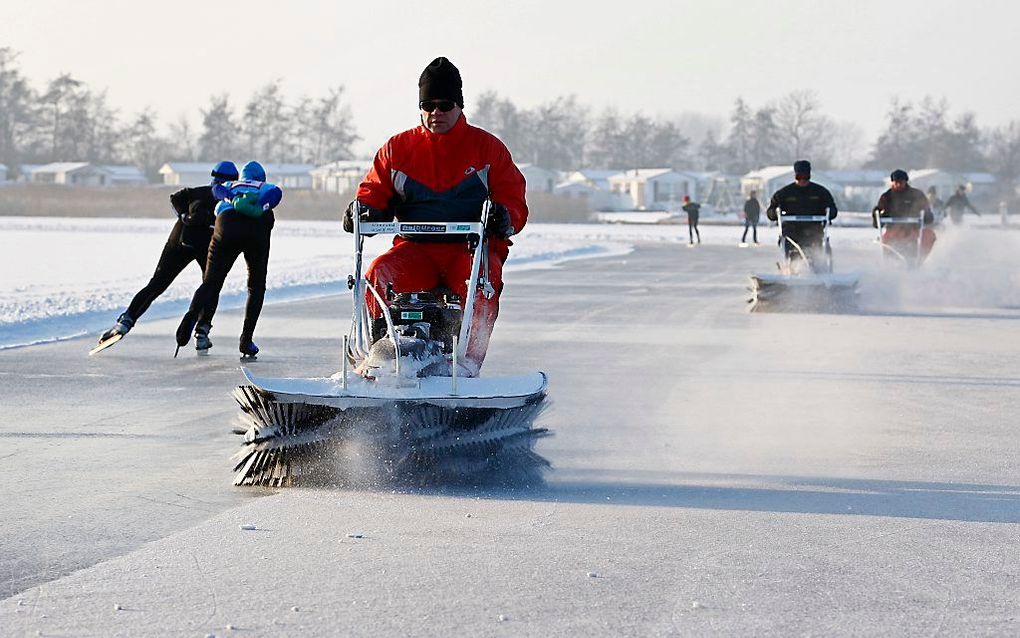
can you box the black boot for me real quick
[194,322,213,353]
[100,312,134,343]
[239,336,259,359]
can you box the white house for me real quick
[692,172,743,212]
[29,163,110,186]
[159,162,219,186]
[159,162,313,189]
[553,179,623,211]
[263,164,314,189]
[97,165,148,186]
[563,169,618,192]
[902,169,996,202]
[18,164,41,182]
[558,169,628,210]
[825,170,888,208]
[607,168,698,210]
[516,164,558,194]
[310,160,373,194]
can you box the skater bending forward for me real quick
[176,161,282,358]
[343,56,528,378]
[766,160,837,273]
[95,161,238,352]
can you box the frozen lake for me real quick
[1,222,1019,636]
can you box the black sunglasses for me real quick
[419,99,457,113]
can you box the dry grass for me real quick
[0,184,348,220]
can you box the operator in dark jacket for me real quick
[766,160,837,270]
[741,190,761,245]
[95,161,238,352]
[872,169,935,262]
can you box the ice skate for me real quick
[239,339,259,361]
[194,323,212,355]
[90,313,134,355]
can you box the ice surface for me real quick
[1,218,1018,636]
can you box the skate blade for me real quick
[738,243,749,248]
[89,333,124,356]
[197,349,211,357]
[240,354,258,362]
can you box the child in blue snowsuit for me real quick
[176,161,283,357]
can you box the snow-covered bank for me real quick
[0,218,635,349]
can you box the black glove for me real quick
[343,201,389,233]
[923,210,934,225]
[484,202,514,238]
[872,209,880,229]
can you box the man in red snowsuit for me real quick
[344,57,528,377]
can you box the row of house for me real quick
[516,165,998,211]
[12,163,149,186]
[3,160,997,213]
[157,162,318,189]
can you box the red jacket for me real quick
[357,115,528,248]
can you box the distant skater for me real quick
[682,195,701,246]
[741,190,760,246]
[944,185,980,225]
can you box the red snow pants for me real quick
[882,225,936,262]
[365,237,507,374]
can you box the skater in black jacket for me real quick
[682,195,701,245]
[741,191,761,245]
[175,161,283,359]
[92,161,239,354]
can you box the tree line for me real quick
[0,48,358,179]
[3,45,1020,195]
[473,89,1020,195]
[472,89,865,174]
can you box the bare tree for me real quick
[775,90,833,165]
[40,73,83,159]
[241,80,288,162]
[124,109,171,178]
[829,121,866,169]
[986,121,1020,194]
[472,91,524,157]
[0,48,37,171]
[167,114,197,161]
[305,86,358,164]
[198,95,241,161]
[724,98,755,174]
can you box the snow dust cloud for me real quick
[858,225,1020,313]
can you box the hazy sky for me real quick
[2,0,1017,158]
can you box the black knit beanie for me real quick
[419,57,464,108]
[793,159,811,178]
